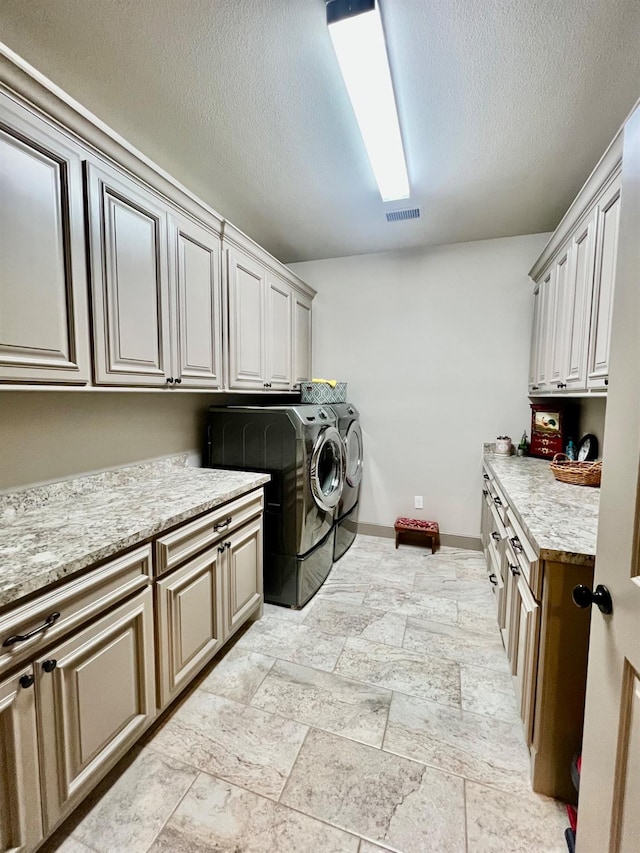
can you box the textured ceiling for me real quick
[1,0,639,263]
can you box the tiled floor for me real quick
[44,536,568,853]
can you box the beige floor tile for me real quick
[70,748,198,853]
[402,617,510,673]
[198,646,275,704]
[364,581,458,625]
[414,574,494,606]
[461,664,521,722]
[383,692,531,794]
[358,842,395,853]
[457,599,503,636]
[281,729,466,853]
[251,659,392,747]
[263,601,314,622]
[303,599,407,647]
[335,637,461,707]
[41,838,95,853]
[234,614,346,670]
[150,690,307,799]
[315,578,369,604]
[465,781,568,852]
[149,772,359,853]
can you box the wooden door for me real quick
[169,213,223,388]
[223,517,263,638]
[0,666,43,853]
[577,103,640,853]
[156,545,224,709]
[548,246,571,389]
[292,292,312,389]
[0,95,90,384]
[36,589,156,831]
[563,211,597,391]
[587,173,622,390]
[266,275,292,390]
[227,247,267,389]
[85,161,171,386]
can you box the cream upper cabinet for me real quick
[266,274,293,390]
[562,211,597,391]
[227,245,268,390]
[527,286,541,392]
[0,667,43,853]
[36,589,156,831]
[0,95,90,384]
[587,174,621,389]
[293,291,312,387]
[85,160,172,386]
[548,245,571,390]
[169,212,223,388]
[530,268,553,393]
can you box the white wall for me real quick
[291,233,550,541]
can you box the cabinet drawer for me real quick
[505,509,541,600]
[0,545,152,675]
[154,488,264,576]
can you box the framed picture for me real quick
[533,410,561,434]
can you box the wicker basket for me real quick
[550,453,602,487]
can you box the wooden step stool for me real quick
[394,517,440,554]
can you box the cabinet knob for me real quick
[42,659,57,673]
[510,537,523,553]
[572,584,613,615]
[166,377,174,384]
[604,378,609,386]
[488,573,498,586]
[509,564,521,576]
[483,474,490,480]
[217,545,225,553]
[19,674,35,689]
[493,496,502,506]
[174,377,182,384]
[225,541,231,550]
[263,382,272,388]
[531,385,539,391]
[491,531,501,542]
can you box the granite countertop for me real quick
[483,453,600,565]
[0,455,270,611]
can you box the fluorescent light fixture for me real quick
[327,0,409,202]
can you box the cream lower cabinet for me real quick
[36,588,156,832]
[0,587,155,853]
[223,515,263,637]
[154,490,264,711]
[0,666,43,853]
[156,545,224,708]
[481,463,595,802]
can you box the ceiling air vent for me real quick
[385,207,421,223]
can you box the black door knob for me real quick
[572,584,613,615]
[42,659,58,673]
[19,674,35,688]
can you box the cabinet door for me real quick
[85,161,171,386]
[156,545,224,709]
[527,285,541,392]
[563,211,597,391]
[266,275,292,389]
[36,589,156,831]
[223,516,263,638]
[169,213,223,388]
[0,667,43,853]
[548,247,571,389]
[0,96,90,384]
[227,247,267,389]
[588,175,622,389]
[292,291,312,388]
[512,576,540,744]
[532,269,553,393]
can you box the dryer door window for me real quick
[345,421,363,488]
[310,426,345,511]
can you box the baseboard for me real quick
[356,522,482,552]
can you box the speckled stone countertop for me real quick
[0,455,269,611]
[483,453,600,565]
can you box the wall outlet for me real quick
[414,495,423,509]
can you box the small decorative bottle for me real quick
[517,431,528,457]
[566,438,576,461]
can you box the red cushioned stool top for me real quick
[394,517,439,532]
